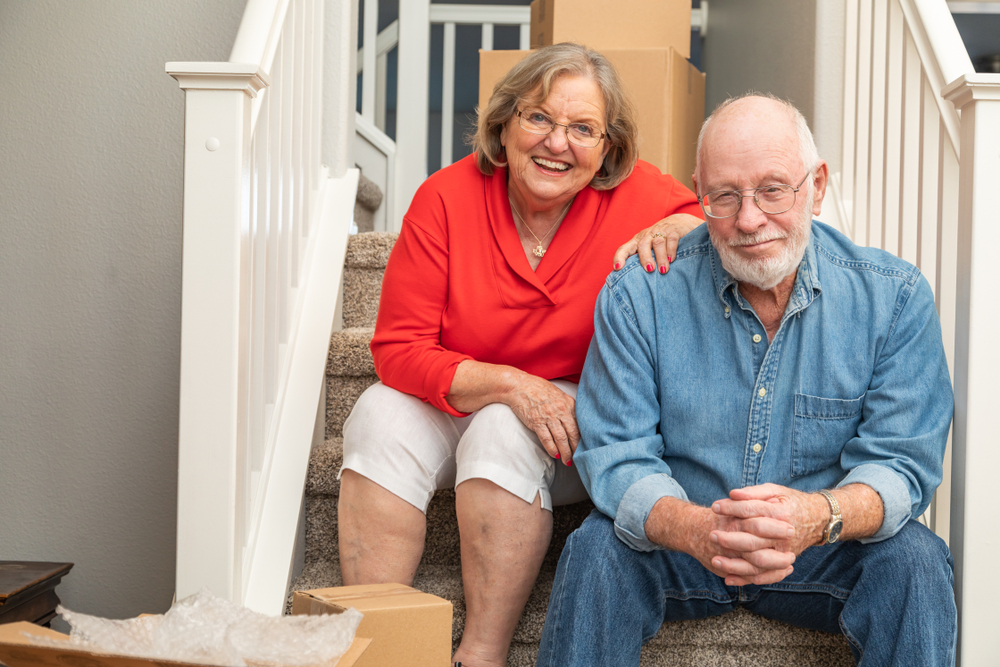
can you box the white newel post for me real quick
[942,74,1000,665]
[167,63,268,603]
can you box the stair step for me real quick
[342,232,397,329]
[324,375,379,439]
[346,231,396,268]
[290,561,852,666]
[305,438,594,569]
[353,174,383,234]
[326,327,375,377]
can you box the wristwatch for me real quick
[818,490,843,545]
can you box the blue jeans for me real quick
[537,511,956,667]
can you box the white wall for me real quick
[702,0,845,173]
[0,0,244,624]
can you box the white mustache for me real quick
[729,231,788,247]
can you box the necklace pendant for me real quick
[533,245,546,258]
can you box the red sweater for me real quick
[371,155,701,416]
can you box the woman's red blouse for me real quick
[371,155,702,416]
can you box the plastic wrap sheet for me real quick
[29,589,363,667]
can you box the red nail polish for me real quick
[614,262,621,270]
[646,263,654,272]
[659,265,667,274]
[566,460,573,467]
[667,256,673,263]
[554,452,560,459]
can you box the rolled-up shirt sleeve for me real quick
[370,188,473,417]
[839,273,953,543]
[575,265,687,552]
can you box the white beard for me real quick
[709,191,813,290]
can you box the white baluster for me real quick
[867,0,889,250]
[882,1,905,255]
[898,28,921,266]
[917,74,940,285]
[841,0,860,222]
[362,0,378,121]
[441,21,456,169]
[481,22,493,51]
[852,0,873,247]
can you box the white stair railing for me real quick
[167,0,357,614]
[353,2,531,232]
[837,0,1000,660]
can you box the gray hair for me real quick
[470,43,639,190]
[694,92,820,189]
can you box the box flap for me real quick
[296,584,451,613]
[0,621,370,667]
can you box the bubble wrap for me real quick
[30,589,363,667]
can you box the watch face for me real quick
[828,520,843,544]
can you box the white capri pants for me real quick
[340,381,589,513]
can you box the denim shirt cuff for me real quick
[613,474,689,552]
[838,464,912,543]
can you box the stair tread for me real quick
[291,561,851,659]
[326,327,375,377]
[345,232,397,268]
[355,174,383,213]
[307,438,345,496]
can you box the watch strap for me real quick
[818,490,842,544]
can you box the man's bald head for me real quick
[694,94,820,188]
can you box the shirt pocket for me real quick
[791,393,865,478]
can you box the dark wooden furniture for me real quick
[0,561,73,626]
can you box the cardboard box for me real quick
[293,584,453,667]
[530,0,691,57]
[478,48,705,190]
[0,621,371,667]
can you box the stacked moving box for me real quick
[479,0,705,189]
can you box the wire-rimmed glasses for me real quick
[698,171,812,219]
[516,108,607,148]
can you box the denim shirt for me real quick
[576,221,953,552]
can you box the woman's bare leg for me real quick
[451,478,552,667]
[338,470,427,585]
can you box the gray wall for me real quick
[0,0,244,624]
[702,0,844,173]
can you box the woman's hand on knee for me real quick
[507,375,580,465]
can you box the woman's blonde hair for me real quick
[470,43,639,190]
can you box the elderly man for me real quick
[536,94,956,667]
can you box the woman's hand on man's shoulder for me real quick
[612,213,702,275]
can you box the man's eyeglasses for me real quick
[698,171,813,219]
[516,108,607,148]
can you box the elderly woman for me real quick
[338,43,701,666]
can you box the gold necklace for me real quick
[508,197,571,258]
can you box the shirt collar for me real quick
[710,222,823,311]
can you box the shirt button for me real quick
[753,443,762,453]
[758,387,767,397]
[724,306,731,314]
[753,334,762,343]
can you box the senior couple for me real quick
[337,44,956,667]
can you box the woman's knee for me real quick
[343,383,457,457]
[341,382,461,511]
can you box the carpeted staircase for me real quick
[290,183,855,665]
